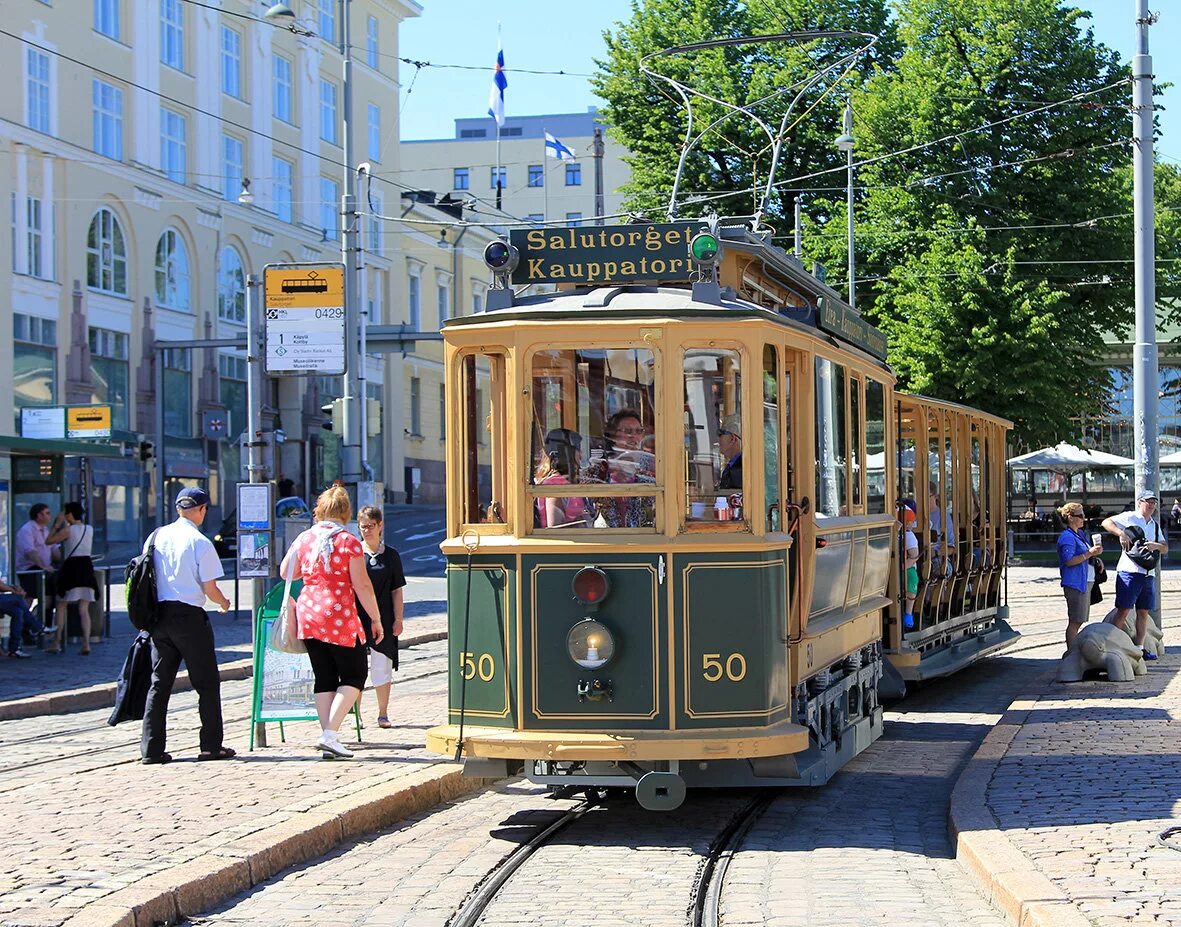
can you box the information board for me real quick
[263,263,347,376]
[237,482,273,532]
[20,408,65,440]
[67,405,113,439]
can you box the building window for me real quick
[319,79,338,143]
[13,313,57,430]
[26,48,51,134]
[490,166,506,189]
[320,176,339,240]
[528,164,544,188]
[161,107,187,184]
[366,16,379,69]
[367,103,381,162]
[566,162,582,186]
[408,271,421,329]
[454,168,469,190]
[439,384,446,439]
[471,289,483,314]
[459,128,486,139]
[273,156,294,223]
[217,246,246,323]
[221,26,242,98]
[163,348,191,437]
[410,376,421,435]
[92,79,123,160]
[368,192,383,256]
[155,228,190,311]
[437,282,449,325]
[86,207,127,295]
[526,214,544,225]
[88,326,129,431]
[273,55,292,123]
[13,195,48,280]
[94,0,120,40]
[566,212,583,227]
[501,127,522,137]
[222,134,243,202]
[318,0,336,44]
[219,352,247,436]
[161,0,184,70]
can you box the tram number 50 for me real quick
[459,651,496,681]
[702,652,748,683]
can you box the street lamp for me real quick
[237,177,254,206]
[266,0,366,490]
[835,99,855,309]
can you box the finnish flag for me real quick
[487,43,507,127]
[545,131,575,161]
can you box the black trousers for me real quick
[141,601,223,758]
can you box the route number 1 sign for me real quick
[263,263,347,376]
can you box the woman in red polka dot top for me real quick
[279,485,383,759]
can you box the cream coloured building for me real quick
[2,0,420,551]
[400,109,630,228]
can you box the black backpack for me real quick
[125,530,160,632]
[1122,522,1161,571]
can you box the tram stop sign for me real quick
[263,263,347,376]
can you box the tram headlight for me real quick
[483,240,519,274]
[566,618,615,670]
[571,566,610,605]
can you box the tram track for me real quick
[691,793,776,927]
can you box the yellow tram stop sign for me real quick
[263,263,347,376]
[66,405,112,439]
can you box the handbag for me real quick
[267,537,306,655]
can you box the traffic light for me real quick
[138,440,155,463]
[320,398,345,432]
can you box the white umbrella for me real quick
[1160,450,1181,465]
[1007,442,1133,471]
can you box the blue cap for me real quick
[175,487,211,510]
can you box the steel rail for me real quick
[447,799,596,927]
[692,794,777,927]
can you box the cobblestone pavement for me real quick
[0,576,446,709]
[183,567,1082,927]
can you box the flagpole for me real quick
[542,128,549,223]
[495,22,503,213]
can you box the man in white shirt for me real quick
[141,487,234,765]
[1102,491,1168,662]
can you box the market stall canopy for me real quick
[1007,442,1133,472]
[1159,449,1181,465]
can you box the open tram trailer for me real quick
[426,222,1015,810]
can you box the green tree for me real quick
[813,0,1132,444]
[593,0,895,221]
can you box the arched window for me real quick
[86,207,127,295]
[155,228,190,311]
[217,245,245,323]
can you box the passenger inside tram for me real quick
[534,428,590,528]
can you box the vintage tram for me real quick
[425,221,1015,810]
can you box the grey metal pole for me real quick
[794,195,803,260]
[245,273,267,748]
[593,126,605,226]
[1133,1,1158,500]
[340,0,363,488]
[846,146,855,309]
[154,353,166,527]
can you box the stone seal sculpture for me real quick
[1057,621,1147,683]
[1103,606,1165,659]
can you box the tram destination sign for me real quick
[817,297,888,360]
[509,222,707,285]
[263,263,347,376]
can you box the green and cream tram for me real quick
[425,222,1015,809]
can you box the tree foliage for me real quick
[595,0,1147,445]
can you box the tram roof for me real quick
[901,392,1014,429]
[444,283,893,370]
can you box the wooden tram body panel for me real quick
[425,230,1015,796]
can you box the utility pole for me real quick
[244,273,269,749]
[593,126,605,226]
[835,100,856,309]
[1133,1,1159,501]
[339,0,363,490]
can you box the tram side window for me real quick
[684,348,744,524]
[459,351,507,525]
[763,345,781,532]
[865,379,886,514]
[814,357,847,517]
[528,347,657,529]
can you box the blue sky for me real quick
[399,3,1180,160]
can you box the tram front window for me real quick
[683,348,744,524]
[528,347,657,530]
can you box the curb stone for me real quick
[949,692,1092,927]
[60,766,493,927]
[0,629,448,722]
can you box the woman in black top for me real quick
[356,505,406,728]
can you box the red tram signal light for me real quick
[572,566,610,605]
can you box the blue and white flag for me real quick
[544,131,575,161]
[487,43,507,127]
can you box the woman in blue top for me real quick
[1056,501,1103,648]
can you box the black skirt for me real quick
[58,556,98,596]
